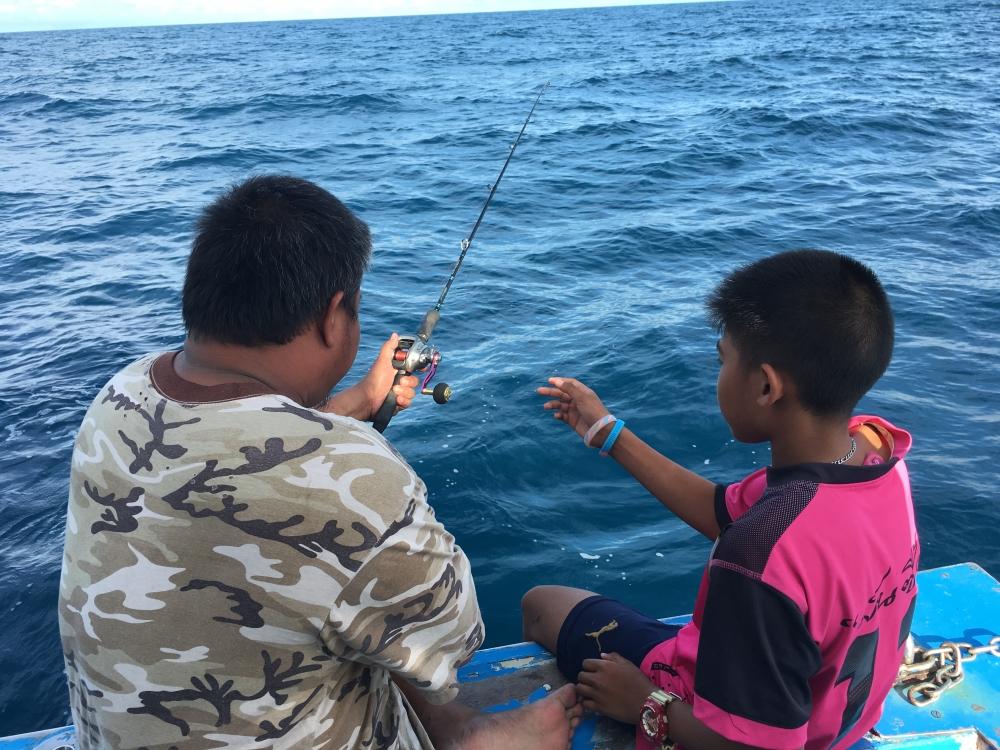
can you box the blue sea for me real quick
[2,0,999,735]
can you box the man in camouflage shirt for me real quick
[58,176,578,749]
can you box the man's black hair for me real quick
[182,175,371,346]
[707,249,894,417]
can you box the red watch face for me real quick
[640,701,668,742]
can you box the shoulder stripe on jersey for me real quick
[713,480,818,576]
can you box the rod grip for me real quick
[372,372,404,433]
[418,309,440,341]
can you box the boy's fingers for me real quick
[550,377,586,395]
[602,652,627,663]
[576,671,599,688]
[580,658,603,672]
[556,376,591,396]
[575,682,597,699]
[539,391,569,402]
[537,386,565,397]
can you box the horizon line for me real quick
[0,0,732,35]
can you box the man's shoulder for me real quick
[252,401,423,491]
[92,351,162,398]
[79,353,424,511]
[90,353,398,450]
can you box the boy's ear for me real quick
[319,291,347,348]
[757,363,785,407]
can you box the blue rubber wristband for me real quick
[599,419,625,457]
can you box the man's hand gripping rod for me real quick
[372,83,549,433]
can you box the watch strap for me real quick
[647,689,673,706]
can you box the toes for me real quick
[550,683,577,710]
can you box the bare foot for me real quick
[576,652,656,724]
[457,684,582,750]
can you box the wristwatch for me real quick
[640,689,681,748]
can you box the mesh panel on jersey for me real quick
[714,480,819,576]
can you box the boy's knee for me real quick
[520,586,540,619]
[521,585,554,614]
[520,585,541,610]
[520,586,552,636]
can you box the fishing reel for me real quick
[372,326,451,433]
[393,335,452,405]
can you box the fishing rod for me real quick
[373,82,549,433]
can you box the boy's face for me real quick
[716,333,767,443]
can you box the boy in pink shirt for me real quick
[524,249,918,750]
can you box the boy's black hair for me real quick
[182,175,371,346]
[707,249,894,417]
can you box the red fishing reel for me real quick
[373,334,451,433]
[392,336,451,404]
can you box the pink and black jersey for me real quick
[641,416,919,750]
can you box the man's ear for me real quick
[319,291,346,348]
[757,363,785,407]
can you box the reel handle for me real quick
[423,382,452,404]
[372,371,405,434]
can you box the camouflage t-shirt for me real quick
[58,352,484,750]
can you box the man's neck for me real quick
[177,338,309,405]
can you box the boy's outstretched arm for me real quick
[538,377,720,539]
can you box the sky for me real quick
[0,0,714,33]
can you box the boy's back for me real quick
[646,415,918,749]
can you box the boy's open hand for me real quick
[537,377,611,442]
[577,652,656,725]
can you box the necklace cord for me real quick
[832,436,858,465]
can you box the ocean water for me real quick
[2,0,999,735]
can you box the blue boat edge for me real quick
[4,563,997,750]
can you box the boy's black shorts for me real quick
[556,595,682,681]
